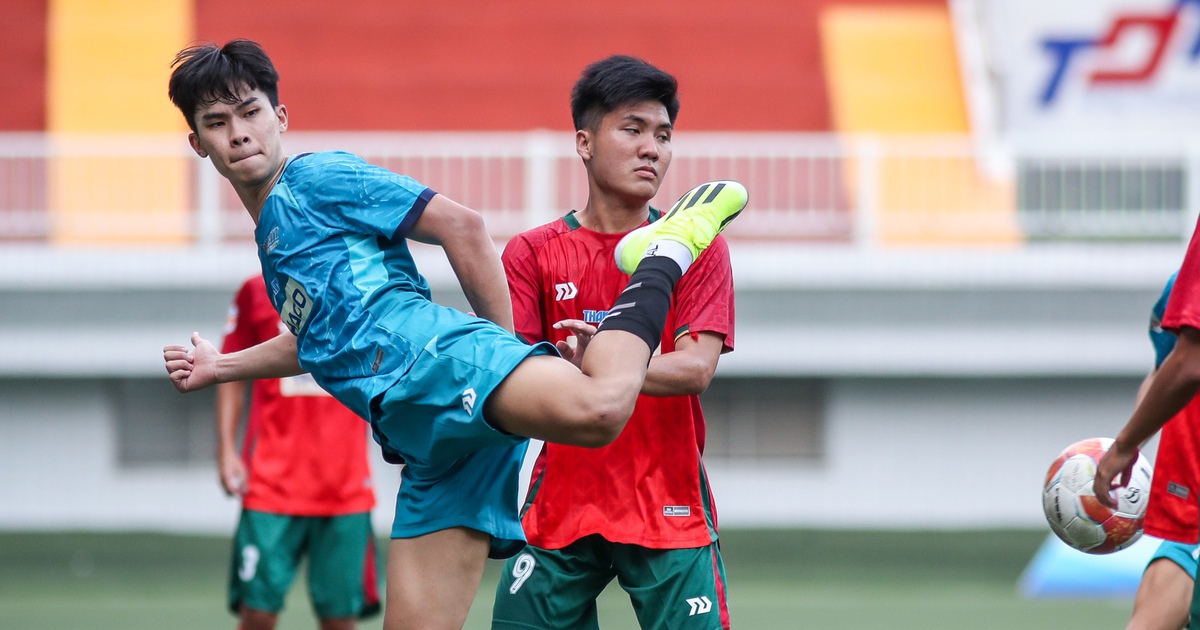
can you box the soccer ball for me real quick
[1041,437,1152,554]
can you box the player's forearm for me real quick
[1134,368,1157,407]
[641,333,723,397]
[643,353,713,396]
[449,225,514,332]
[217,334,303,382]
[461,269,515,333]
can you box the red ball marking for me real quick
[1091,516,1143,554]
[1067,439,1107,462]
[1044,454,1068,488]
[1078,494,1114,524]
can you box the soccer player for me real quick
[218,275,379,630]
[161,40,747,630]
[491,56,733,629]
[1125,272,1200,630]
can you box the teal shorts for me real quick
[227,510,379,620]
[492,535,731,629]
[1151,540,1200,577]
[369,325,556,559]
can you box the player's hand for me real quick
[552,319,597,368]
[163,332,221,393]
[1093,440,1139,509]
[218,449,247,496]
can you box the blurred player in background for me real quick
[218,275,379,630]
[162,40,746,629]
[1127,271,1199,630]
[491,56,734,630]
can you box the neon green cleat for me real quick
[615,180,748,275]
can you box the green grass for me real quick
[0,529,1133,629]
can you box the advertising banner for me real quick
[984,0,1200,142]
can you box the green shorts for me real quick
[491,535,730,629]
[227,509,380,620]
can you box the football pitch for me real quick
[0,529,1133,629]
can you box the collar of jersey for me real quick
[562,206,661,230]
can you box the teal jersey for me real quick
[1151,272,1179,368]
[254,151,438,419]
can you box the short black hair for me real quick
[570,55,679,131]
[168,39,280,132]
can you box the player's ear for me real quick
[276,104,288,133]
[188,132,208,158]
[575,129,592,162]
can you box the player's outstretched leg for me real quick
[614,180,748,275]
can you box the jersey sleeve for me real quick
[672,235,735,350]
[221,278,259,354]
[501,233,547,344]
[306,152,436,241]
[1164,228,1200,333]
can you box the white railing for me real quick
[0,131,1191,248]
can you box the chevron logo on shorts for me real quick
[686,596,712,616]
[462,388,477,415]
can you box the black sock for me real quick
[596,256,682,352]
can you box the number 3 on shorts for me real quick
[508,553,536,594]
[238,544,261,582]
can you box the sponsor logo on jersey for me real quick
[583,309,609,324]
[554,281,578,301]
[262,227,279,255]
[663,505,691,517]
[685,596,712,616]
[1169,481,1190,499]
[281,277,314,336]
[462,388,477,415]
[371,348,385,374]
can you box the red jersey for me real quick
[1144,406,1200,543]
[502,210,735,550]
[1149,254,1200,542]
[222,276,375,516]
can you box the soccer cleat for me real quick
[614,180,748,275]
